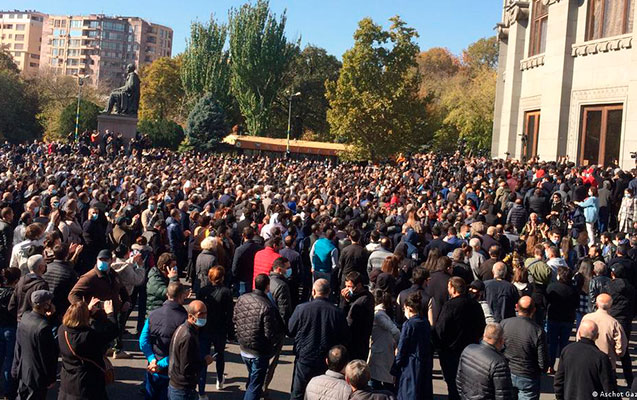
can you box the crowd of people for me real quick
[0,137,636,400]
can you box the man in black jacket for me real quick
[338,230,369,287]
[11,290,57,400]
[9,255,49,322]
[457,323,513,400]
[340,271,374,361]
[231,227,263,296]
[435,277,486,400]
[604,263,636,387]
[43,244,78,327]
[554,319,615,399]
[168,300,213,400]
[501,296,548,400]
[0,207,14,269]
[426,256,452,326]
[288,279,350,400]
[484,262,519,322]
[233,274,284,400]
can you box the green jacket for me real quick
[146,267,177,312]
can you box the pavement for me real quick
[38,305,634,400]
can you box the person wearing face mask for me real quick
[233,274,284,400]
[11,290,58,400]
[456,323,513,399]
[196,267,233,396]
[390,290,433,400]
[140,282,189,400]
[141,199,163,233]
[168,300,214,400]
[81,207,107,275]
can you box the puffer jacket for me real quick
[304,370,352,400]
[456,341,514,400]
[233,289,284,358]
[269,272,292,325]
[146,267,178,312]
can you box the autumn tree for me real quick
[139,56,185,122]
[228,0,297,136]
[326,16,430,160]
[181,16,231,114]
[0,49,20,75]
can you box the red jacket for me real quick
[253,246,280,286]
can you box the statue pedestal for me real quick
[97,114,138,141]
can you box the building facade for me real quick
[39,14,172,89]
[492,0,637,170]
[0,10,172,90]
[0,10,45,76]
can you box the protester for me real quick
[168,300,213,400]
[146,252,179,312]
[288,279,349,400]
[304,345,352,400]
[0,267,20,399]
[545,266,579,373]
[554,320,616,399]
[345,360,395,400]
[9,254,49,322]
[196,267,233,394]
[456,323,514,399]
[368,290,400,392]
[58,299,118,400]
[140,282,189,400]
[484,261,519,322]
[11,290,58,400]
[340,271,374,362]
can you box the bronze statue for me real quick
[103,63,140,115]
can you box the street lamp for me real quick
[286,91,301,156]
[73,73,91,141]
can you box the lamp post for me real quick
[73,74,90,142]
[286,91,301,157]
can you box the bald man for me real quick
[578,293,627,370]
[554,320,616,399]
[501,296,548,400]
[168,300,213,399]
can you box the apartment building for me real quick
[0,10,172,90]
[0,10,46,76]
[39,14,172,89]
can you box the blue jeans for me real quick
[241,355,269,400]
[547,320,573,368]
[145,372,169,400]
[0,326,16,398]
[511,374,540,400]
[167,385,197,400]
[198,333,226,394]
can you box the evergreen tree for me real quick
[186,93,227,150]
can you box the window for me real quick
[51,59,58,66]
[579,104,623,166]
[30,54,39,59]
[70,20,82,28]
[523,111,541,160]
[88,21,100,28]
[15,24,25,31]
[14,34,24,41]
[29,62,37,67]
[587,0,635,40]
[14,43,23,50]
[69,30,82,37]
[53,29,67,36]
[69,39,81,47]
[529,0,549,56]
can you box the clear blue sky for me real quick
[13,0,502,57]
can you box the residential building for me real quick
[492,0,637,170]
[36,13,172,89]
[0,10,45,75]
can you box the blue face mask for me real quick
[52,202,59,208]
[149,204,156,211]
[285,268,292,278]
[97,260,110,272]
[91,213,99,221]
[195,318,207,327]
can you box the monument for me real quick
[97,63,140,140]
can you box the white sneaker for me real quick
[198,395,208,400]
[216,377,225,390]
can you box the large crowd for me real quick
[0,135,636,400]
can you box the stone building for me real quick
[0,10,46,76]
[492,0,637,169]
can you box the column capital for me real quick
[503,1,530,28]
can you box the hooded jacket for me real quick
[8,273,48,322]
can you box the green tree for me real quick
[228,0,297,136]
[269,45,341,140]
[181,16,231,114]
[0,70,41,142]
[0,49,20,74]
[57,99,100,138]
[416,47,460,97]
[186,93,227,150]
[326,16,430,160]
[138,119,184,149]
[139,56,185,122]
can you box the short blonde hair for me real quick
[201,237,215,251]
